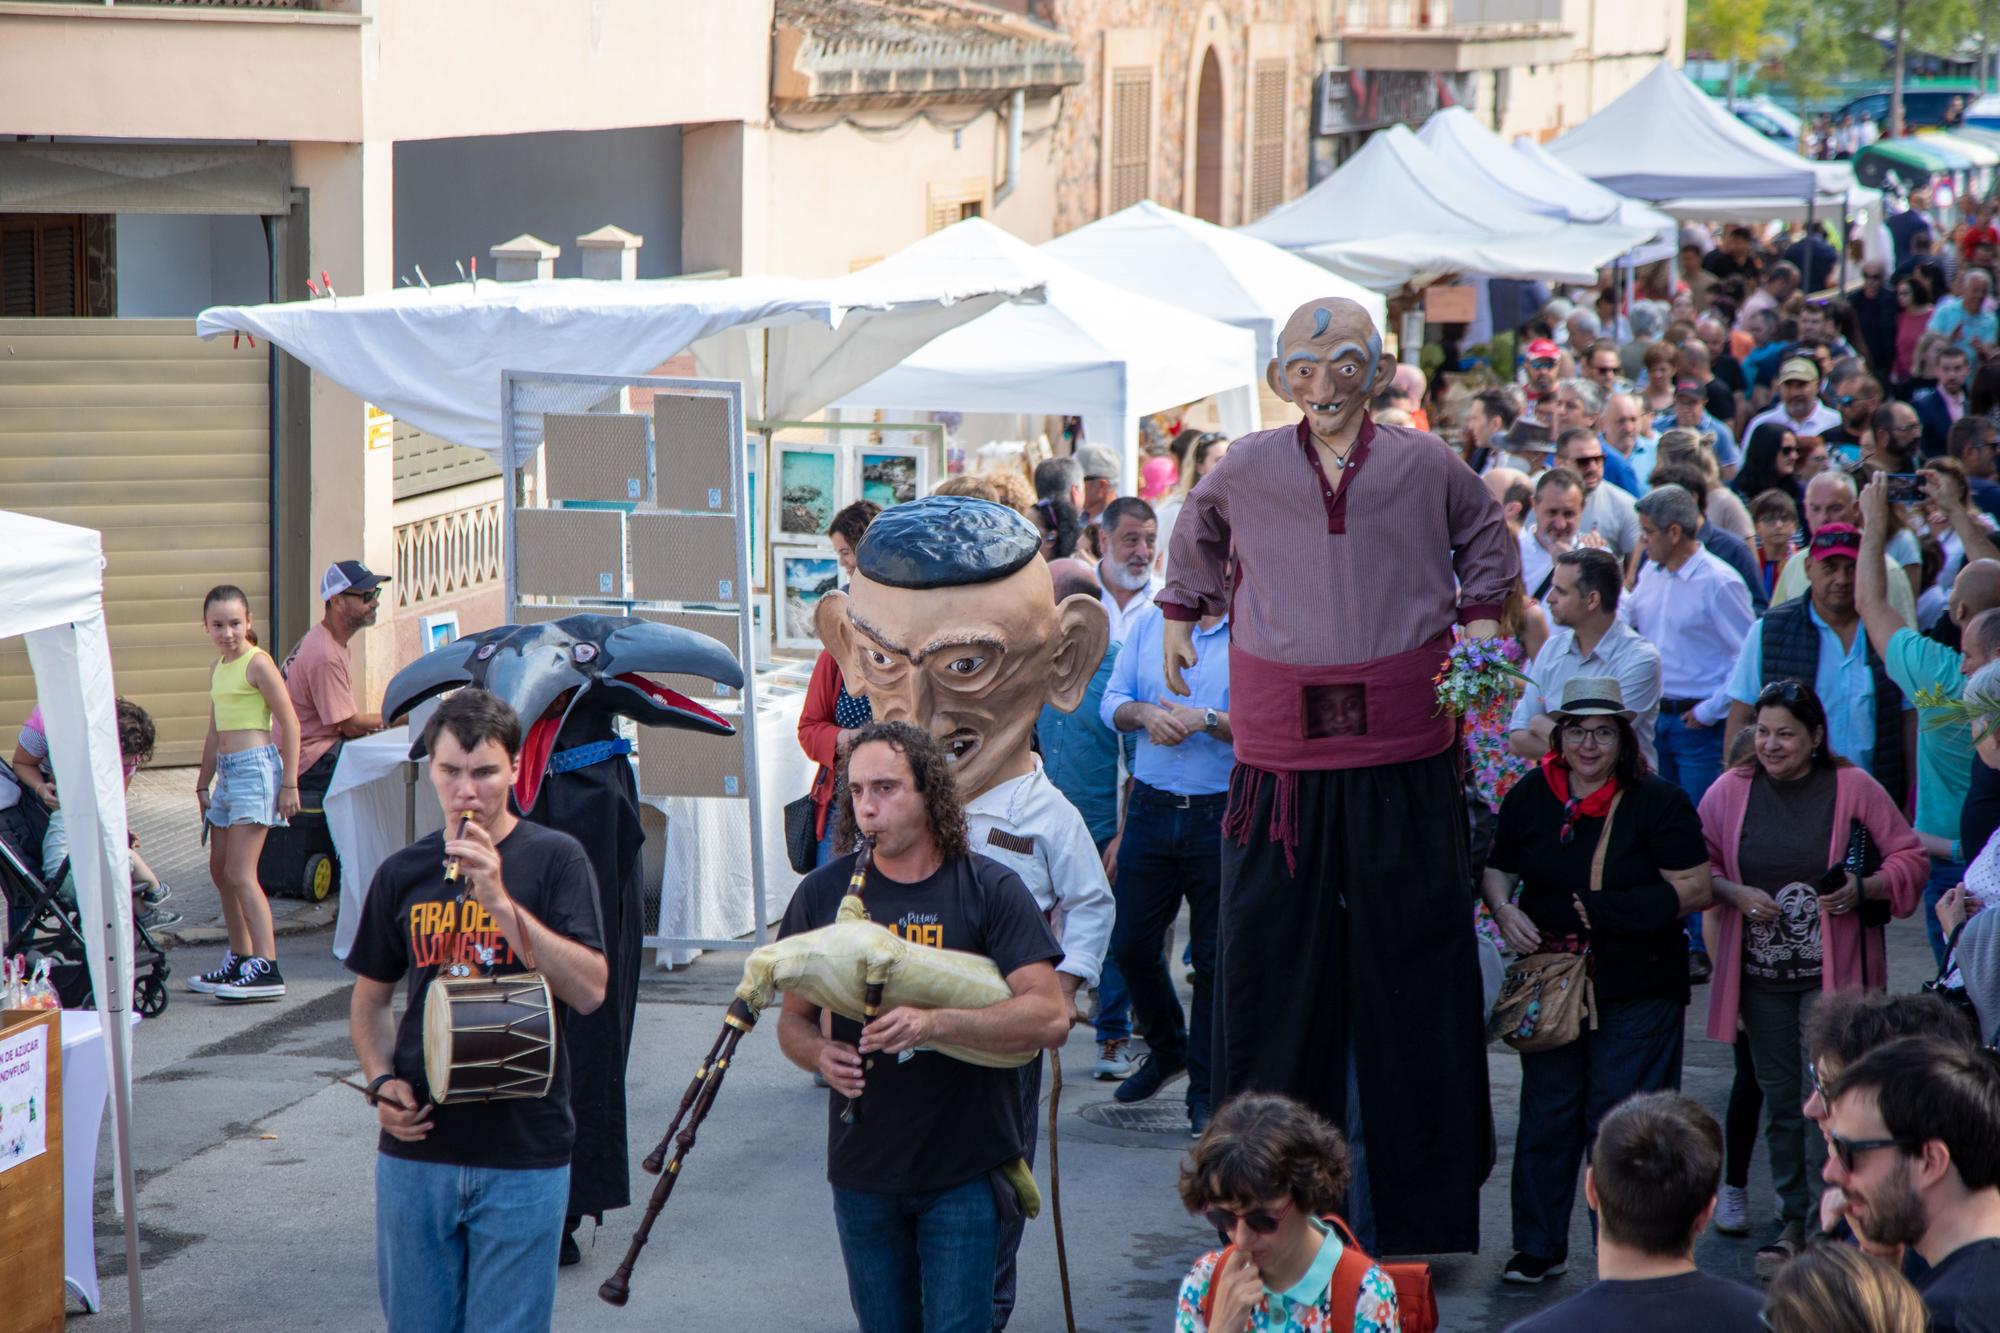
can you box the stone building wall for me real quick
[1050,0,1319,235]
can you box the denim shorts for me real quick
[206,744,287,828]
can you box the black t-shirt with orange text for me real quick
[345,819,604,1169]
[779,851,1061,1195]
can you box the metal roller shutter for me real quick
[0,318,269,765]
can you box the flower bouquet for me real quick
[1435,637,1531,717]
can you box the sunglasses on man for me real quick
[344,588,382,604]
[1827,1130,1916,1174]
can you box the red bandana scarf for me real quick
[1540,751,1620,845]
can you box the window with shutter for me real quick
[926,180,988,234]
[1248,61,1289,222]
[1108,67,1152,212]
[0,215,86,316]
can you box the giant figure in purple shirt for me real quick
[1159,296,1518,1255]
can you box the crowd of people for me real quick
[759,218,2000,1331]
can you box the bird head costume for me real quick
[812,496,1109,801]
[381,613,743,810]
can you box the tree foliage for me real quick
[1688,0,1774,65]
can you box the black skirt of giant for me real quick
[1213,751,1494,1256]
[525,706,646,1224]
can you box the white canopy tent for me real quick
[195,269,1046,461]
[1039,200,1386,365]
[834,217,1261,491]
[1544,61,1855,219]
[1415,108,1678,263]
[1,510,144,1325]
[1235,125,1656,290]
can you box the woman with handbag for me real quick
[794,501,880,870]
[1481,676,1713,1287]
[1697,679,1925,1278]
[1174,1092,1411,1332]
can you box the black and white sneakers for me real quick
[214,956,286,1002]
[187,951,241,994]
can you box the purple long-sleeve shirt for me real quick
[1159,416,1518,665]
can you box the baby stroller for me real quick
[0,803,170,1017]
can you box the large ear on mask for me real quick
[814,590,867,698]
[1046,594,1111,714]
[1265,355,1294,404]
[1367,344,1396,400]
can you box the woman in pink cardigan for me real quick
[1697,680,1926,1277]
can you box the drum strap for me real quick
[548,737,633,775]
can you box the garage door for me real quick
[0,318,269,766]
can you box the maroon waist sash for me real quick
[1227,635,1455,774]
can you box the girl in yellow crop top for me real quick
[194,584,301,1002]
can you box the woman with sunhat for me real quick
[1480,676,1714,1286]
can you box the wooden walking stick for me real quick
[1050,1048,1075,1333]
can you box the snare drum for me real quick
[422,973,558,1104]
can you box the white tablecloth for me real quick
[326,728,443,960]
[327,691,812,966]
[647,689,810,966]
[60,1009,137,1313]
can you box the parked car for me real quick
[1734,105,1796,144]
[1837,88,1979,129]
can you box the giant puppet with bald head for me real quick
[814,495,1115,1327]
[1159,296,1518,1256]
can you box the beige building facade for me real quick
[1315,0,1685,167]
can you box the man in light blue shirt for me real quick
[1100,599,1231,1134]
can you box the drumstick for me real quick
[443,809,474,882]
[333,1075,416,1114]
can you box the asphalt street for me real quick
[72,784,1939,1331]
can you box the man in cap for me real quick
[283,560,390,793]
[813,495,1114,1329]
[1745,356,1842,443]
[1076,442,1121,530]
[1659,377,1740,473]
[1521,337,1563,417]
[1159,294,1516,1256]
[1723,522,1914,798]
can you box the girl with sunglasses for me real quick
[1696,680,1926,1277]
[1175,1093,1397,1332]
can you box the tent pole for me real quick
[1839,196,1850,290]
[108,1007,145,1328]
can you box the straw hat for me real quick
[1551,675,1634,721]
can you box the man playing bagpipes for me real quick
[777,720,1071,1333]
[345,688,609,1333]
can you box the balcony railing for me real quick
[394,498,503,610]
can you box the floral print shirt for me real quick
[1175,1231,1398,1332]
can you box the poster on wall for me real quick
[778,547,841,652]
[771,443,843,543]
[855,444,928,509]
[0,1022,49,1174]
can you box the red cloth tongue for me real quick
[510,673,730,812]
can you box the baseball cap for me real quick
[1672,377,1704,399]
[320,559,391,601]
[1076,443,1121,481]
[1525,338,1561,362]
[1809,523,1862,562]
[1778,357,1820,384]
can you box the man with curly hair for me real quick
[776,720,1069,1333]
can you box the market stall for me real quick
[834,217,1262,495]
[0,508,145,1327]
[1039,199,1386,363]
[1236,124,1656,289]
[195,268,1048,458]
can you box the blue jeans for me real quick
[375,1154,568,1333]
[1109,790,1222,1111]
[831,1177,999,1333]
[1091,835,1133,1043]
[1925,856,1963,967]
[815,815,843,867]
[1655,712,1724,954]
[1512,996,1685,1260]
